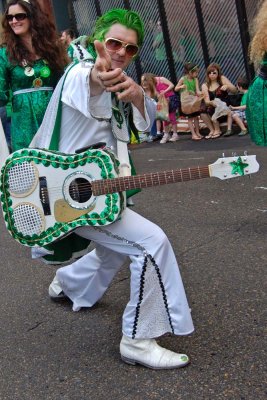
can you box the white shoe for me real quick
[48,275,67,300]
[120,335,190,369]
[169,133,179,142]
[146,135,154,142]
[160,133,170,144]
[126,197,134,206]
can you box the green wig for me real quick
[90,8,144,47]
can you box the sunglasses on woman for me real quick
[6,13,28,22]
[104,38,139,57]
[208,71,218,75]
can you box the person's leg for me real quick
[149,119,157,139]
[227,111,232,130]
[232,113,247,132]
[50,245,127,310]
[223,111,235,136]
[121,222,194,339]
[200,113,215,138]
[212,120,222,138]
[51,208,194,368]
[238,117,248,136]
[52,209,193,331]
[168,111,179,142]
[188,117,197,140]
[156,119,162,136]
[189,117,202,140]
[160,120,171,143]
[194,116,203,138]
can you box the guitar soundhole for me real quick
[69,178,92,203]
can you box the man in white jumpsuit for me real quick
[38,9,194,369]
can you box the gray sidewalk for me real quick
[0,134,266,400]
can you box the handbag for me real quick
[156,95,169,121]
[181,91,203,114]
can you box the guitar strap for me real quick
[111,93,131,177]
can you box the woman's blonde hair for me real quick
[249,0,267,66]
[141,73,157,98]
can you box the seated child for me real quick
[228,76,249,137]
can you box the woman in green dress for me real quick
[246,0,267,147]
[0,0,69,151]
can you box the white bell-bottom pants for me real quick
[56,208,194,339]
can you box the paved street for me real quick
[0,134,266,400]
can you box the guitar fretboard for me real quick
[92,166,210,196]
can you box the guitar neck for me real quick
[92,165,210,196]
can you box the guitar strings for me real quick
[32,166,210,196]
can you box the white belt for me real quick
[13,87,54,96]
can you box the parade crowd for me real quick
[140,65,249,144]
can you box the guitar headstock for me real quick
[209,155,259,180]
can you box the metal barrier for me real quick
[61,0,261,85]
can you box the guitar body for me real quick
[0,148,125,247]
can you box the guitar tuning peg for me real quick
[232,152,237,157]
[243,150,248,161]
[221,153,225,163]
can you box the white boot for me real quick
[120,335,189,369]
[160,133,170,144]
[48,275,67,300]
[169,132,179,142]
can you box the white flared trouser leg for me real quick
[56,208,194,339]
[57,245,127,311]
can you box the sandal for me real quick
[205,133,213,139]
[211,132,221,139]
[223,130,235,137]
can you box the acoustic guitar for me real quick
[0,147,259,247]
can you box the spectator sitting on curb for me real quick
[227,76,249,137]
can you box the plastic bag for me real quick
[181,91,203,114]
[211,98,230,121]
[156,95,169,121]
